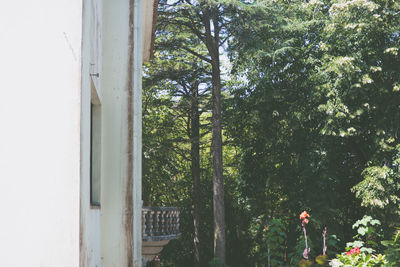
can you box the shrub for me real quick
[329,216,387,266]
[382,228,400,266]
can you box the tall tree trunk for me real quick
[156,0,228,264]
[202,7,226,263]
[190,84,202,267]
[211,59,225,264]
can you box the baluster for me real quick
[171,210,175,234]
[176,210,180,233]
[143,208,181,238]
[164,211,169,235]
[167,210,172,234]
[158,210,163,235]
[155,210,159,235]
[171,210,175,235]
[174,210,178,233]
[158,210,164,235]
[167,210,171,235]
[142,209,147,238]
[170,210,174,234]
[148,210,154,236]
[174,210,178,234]
[154,210,160,235]
[145,210,149,236]
[159,210,163,235]
[160,210,164,235]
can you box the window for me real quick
[90,79,101,206]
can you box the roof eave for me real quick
[142,0,159,62]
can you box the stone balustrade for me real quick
[142,206,181,242]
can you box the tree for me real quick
[157,0,238,263]
[317,0,400,230]
[143,21,212,264]
[227,0,400,263]
[144,0,400,265]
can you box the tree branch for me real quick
[181,47,212,63]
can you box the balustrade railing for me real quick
[142,206,181,242]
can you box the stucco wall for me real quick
[80,0,102,266]
[101,0,132,266]
[0,0,148,266]
[0,1,82,266]
[101,0,143,266]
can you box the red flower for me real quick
[300,211,310,220]
[346,246,360,256]
[303,218,309,224]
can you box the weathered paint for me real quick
[126,0,135,265]
[132,0,144,266]
[101,0,133,265]
[80,0,102,266]
[101,0,147,265]
[0,1,82,266]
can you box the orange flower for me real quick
[299,211,310,220]
[303,218,309,224]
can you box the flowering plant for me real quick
[329,249,386,266]
[298,211,330,266]
[300,211,310,224]
[329,216,387,266]
[346,246,360,256]
[300,211,311,259]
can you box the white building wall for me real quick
[101,0,143,266]
[80,0,102,266]
[0,1,82,266]
[101,0,131,266]
[132,0,144,265]
[0,1,149,266]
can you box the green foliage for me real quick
[208,258,230,267]
[330,224,400,266]
[330,252,386,267]
[299,259,314,267]
[290,235,314,266]
[227,0,400,263]
[382,228,400,266]
[316,0,400,228]
[288,227,335,266]
[325,235,341,258]
[352,216,381,238]
[352,146,400,217]
[315,255,330,266]
[264,218,287,266]
[144,1,251,265]
[346,216,382,254]
[298,255,330,267]
[331,217,387,266]
[145,0,400,265]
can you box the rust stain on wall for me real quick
[80,221,90,267]
[80,221,84,265]
[125,0,135,266]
